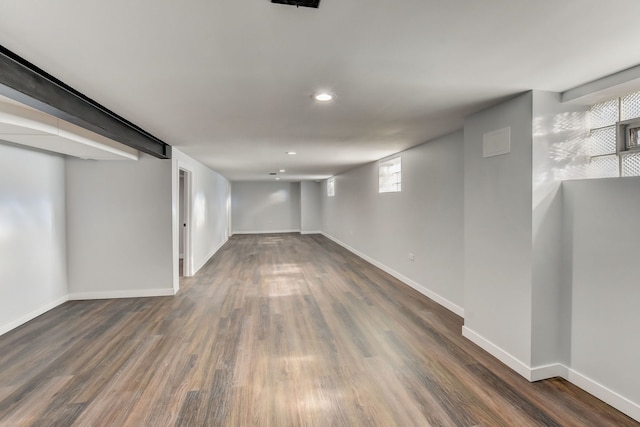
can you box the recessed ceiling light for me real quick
[286,151,296,155]
[313,92,334,102]
[280,169,286,173]
[276,177,281,180]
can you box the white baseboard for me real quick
[462,325,568,382]
[300,230,322,235]
[232,229,300,235]
[321,232,464,317]
[0,296,69,337]
[530,363,568,382]
[192,237,228,275]
[462,326,534,380]
[68,288,176,300]
[567,368,640,422]
[462,325,640,422]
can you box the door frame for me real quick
[179,167,193,277]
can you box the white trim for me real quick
[68,288,176,300]
[562,63,640,104]
[179,167,193,278]
[462,326,640,422]
[0,296,69,337]
[232,229,300,235]
[460,325,567,381]
[530,363,568,382]
[300,230,322,235]
[461,326,533,380]
[321,232,464,317]
[567,368,640,422]
[192,237,228,275]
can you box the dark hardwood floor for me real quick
[0,233,636,426]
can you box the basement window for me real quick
[327,178,335,197]
[589,91,640,177]
[379,156,401,193]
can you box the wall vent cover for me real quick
[271,0,320,8]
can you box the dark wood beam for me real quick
[0,45,171,159]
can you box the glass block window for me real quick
[621,91,640,121]
[327,178,335,197]
[590,98,618,129]
[589,127,616,156]
[589,155,619,178]
[621,152,640,177]
[587,90,640,178]
[379,156,401,193]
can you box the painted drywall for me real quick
[300,181,321,233]
[463,92,534,367]
[231,181,301,234]
[172,149,230,281]
[531,91,589,367]
[320,131,464,314]
[66,155,175,298]
[0,143,68,335]
[563,177,640,415]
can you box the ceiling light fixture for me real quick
[313,92,334,102]
[280,169,286,173]
[276,177,281,180]
[286,151,296,155]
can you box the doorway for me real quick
[179,168,192,277]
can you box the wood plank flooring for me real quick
[0,233,637,426]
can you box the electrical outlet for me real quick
[408,253,415,261]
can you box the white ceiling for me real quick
[2,0,640,181]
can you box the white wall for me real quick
[0,143,68,335]
[231,181,301,234]
[563,177,640,419]
[66,155,175,298]
[172,149,230,280]
[531,91,589,367]
[300,181,321,234]
[461,91,639,420]
[463,92,534,368]
[321,131,464,314]
[1,144,231,332]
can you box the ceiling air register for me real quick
[271,0,320,8]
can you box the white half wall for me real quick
[66,155,175,299]
[172,149,230,280]
[0,143,68,335]
[320,131,464,315]
[231,181,301,234]
[563,176,640,420]
[300,181,321,233]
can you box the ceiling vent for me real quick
[271,0,320,8]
